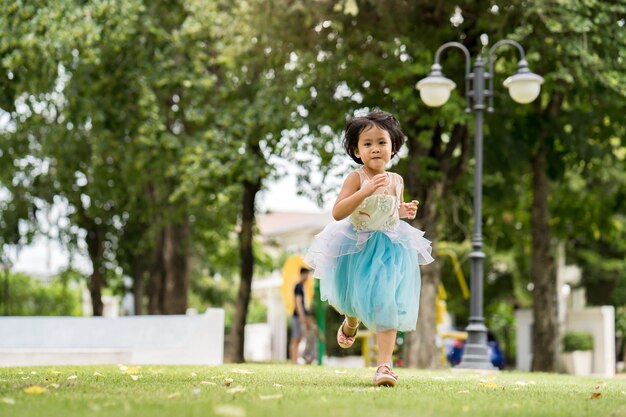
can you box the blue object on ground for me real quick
[446,333,505,369]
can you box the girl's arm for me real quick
[398,176,418,219]
[332,171,387,220]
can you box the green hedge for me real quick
[563,331,594,352]
[0,272,82,316]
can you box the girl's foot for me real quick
[373,364,398,387]
[336,318,359,348]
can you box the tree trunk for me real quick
[401,121,468,369]
[147,221,190,315]
[405,259,442,368]
[529,90,564,372]
[148,227,165,314]
[530,141,557,372]
[85,227,105,316]
[403,181,443,368]
[162,221,190,314]
[229,179,261,363]
[133,255,145,315]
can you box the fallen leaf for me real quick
[589,392,602,400]
[214,405,246,417]
[118,365,141,373]
[203,380,215,386]
[223,378,234,386]
[67,375,78,380]
[259,394,283,400]
[1,397,15,405]
[231,369,254,374]
[479,381,498,388]
[226,386,246,394]
[24,386,46,395]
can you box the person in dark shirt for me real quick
[290,267,310,364]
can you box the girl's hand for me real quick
[361,173,389,196]
[399,200,419,219]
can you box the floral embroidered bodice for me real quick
[349,168,403,232]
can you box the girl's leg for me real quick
[342,316,360,337]
[376,329,397,366]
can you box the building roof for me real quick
[257,211,333,237]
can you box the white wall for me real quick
[566,306,615,377]
[244,323,272,362]
[0,309,224,366]
[515,307,615,377]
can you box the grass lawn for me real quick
[1,364,625,417]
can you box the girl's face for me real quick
[354,125,392,171]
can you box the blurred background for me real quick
[0,1,624,373]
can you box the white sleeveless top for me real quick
[349,168,403,232]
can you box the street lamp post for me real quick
[416,40,543,369]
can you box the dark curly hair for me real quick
[342,109,405,164]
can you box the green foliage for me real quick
[0,0,285,314]
[187,278,267,328]
[616,307,626,342]
[562,331,594,352]
[0,271,82,316]
[246,297,268,324]
[616,307,626,361]
[486,301,516,365]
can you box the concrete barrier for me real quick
[0,308,224,366]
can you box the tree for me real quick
[0,0,234,315]
[506,1,626,371]
[171,1,300,361]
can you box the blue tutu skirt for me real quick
[304,220,433,332]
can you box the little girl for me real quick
[304,109,434,387]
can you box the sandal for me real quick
[373,364,398,387]
[336,318,359,349]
